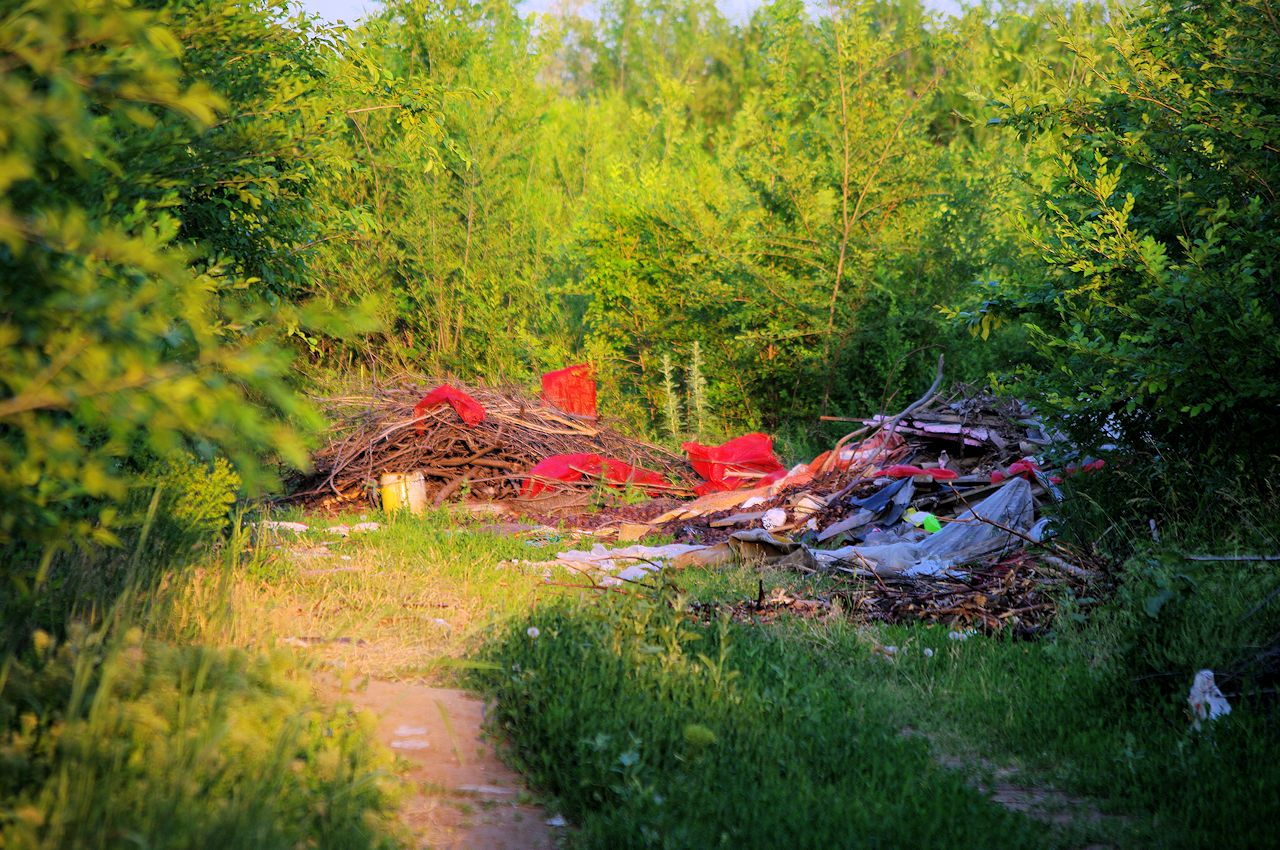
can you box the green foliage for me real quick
[303,0,566,377]
[0,628,398,849]
[994,0,1280,456]
[0,0,324,562]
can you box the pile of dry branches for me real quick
[832,550,1097,633]
[688,550,1100,633]
[289,380,696,507]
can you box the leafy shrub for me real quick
[994,0,1279,458]
[0,0,319,564]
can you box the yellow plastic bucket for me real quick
[379,471,427,515]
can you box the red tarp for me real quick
[683,433,786,495]
[520,452,667,499]
[541,364,597,418]
[413,385,486,431]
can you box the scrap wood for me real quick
[685,551,1092,631]
[821,353,945,474]
[830,550,1095,631]
[290,378,696,506]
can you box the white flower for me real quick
[527,626,540,639]
[923,648,935,658]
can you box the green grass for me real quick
[0,624,400,849]
[8,485,1280,850]
[476,555,1280,849]
[163,506,592,680]
[478,589,1061,849]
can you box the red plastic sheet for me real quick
[520,453,667,498]
[991,459,1040,484]
[683,433,786,494]
[541,364,597,418]
[413,385,486,431]
[882,464,958,481]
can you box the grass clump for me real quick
[0,624,400,850]
[477,588,1052,849]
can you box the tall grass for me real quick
[478,588,1056,849]
[0,503,403,850]
[478,562,1280,848]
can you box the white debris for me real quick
[546,814,567,828]
[555,543,706,573]
[326,524,351,537]
[390,737,430,750]
[792,494,827,516]
[260,521,309,534]
[616,563,660,582]
[761,508,788,532]
[394,725,429,737]
[1188,669,1231,730]
[350,522,381,533]
[923,648,935,658]
[740,496,767,509]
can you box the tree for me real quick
[0,0,319,556]
[994,0,1279,456]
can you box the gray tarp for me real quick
[816,477,1035,577]
[543,478,1037,582]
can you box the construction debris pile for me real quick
[529,377,1106,633]
[290,379,696,509]
[291,364,1107,633]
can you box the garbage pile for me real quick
[530,378,1106,633]
[290,378,696,509]
[290,365,1106,633]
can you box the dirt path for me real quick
[327,679,557,850]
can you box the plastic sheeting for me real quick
[520,453,667,498]
[819,477,1036,577]
[683,433,786,495]
[541,364,597,418]
[816,478,915,543]
[414,385,486,430]
[555,543,710,583]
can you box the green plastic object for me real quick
[922,514,942,533]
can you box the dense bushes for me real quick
[0,0,329,560]
[993,0,1279,459]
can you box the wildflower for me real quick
[527,626,540,639]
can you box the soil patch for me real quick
[325,679,558,850]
